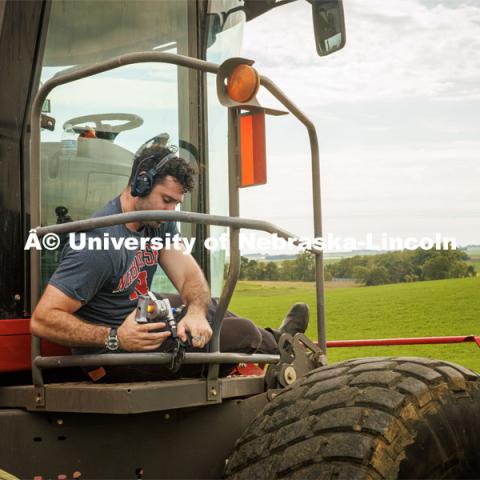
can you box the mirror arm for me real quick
[274,0,298,7]
[244,0,299,22]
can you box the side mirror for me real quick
[310,0,346,56]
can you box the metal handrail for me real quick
[35,211,298,239]
[34,352,280,370]
[30,51,325,388]
[32,210,300,373]
[260,77,326,354]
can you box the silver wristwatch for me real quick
[105,327,119,352]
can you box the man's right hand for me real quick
[117,309,171,352]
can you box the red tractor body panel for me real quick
[0,319,69,372]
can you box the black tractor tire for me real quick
[225,357,480,479]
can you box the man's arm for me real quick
[31,285,171,351]
[159,246,212,348]
[31,285,109,347]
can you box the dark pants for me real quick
[90,294,277,382]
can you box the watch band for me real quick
[105,327,120,352]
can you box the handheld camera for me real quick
[135,291,183,339]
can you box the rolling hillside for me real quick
[229,276,480,371]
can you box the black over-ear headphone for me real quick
[131,151,178,197]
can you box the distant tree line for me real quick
[224,252,319,282]
[228,246,476,286]
[326,246,476,285]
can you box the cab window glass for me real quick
[39,0,193,292]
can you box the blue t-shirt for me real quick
[49,196,179,331]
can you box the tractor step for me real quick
[0,375,265,414]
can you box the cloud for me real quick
[47,75,178,111]
[239,140,480,242]
[240,0,480,245]
[244,0,480,105]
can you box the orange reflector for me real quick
[147,305,155,314]
[240,111,267,188]
[227,64,260,103]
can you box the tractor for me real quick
[0,0,479,478]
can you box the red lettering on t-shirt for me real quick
[115,274,126,293]
[135,250,145,269]
[131,257,140,278]
[129,270,148,301]
[113,247,158,294]
[144,245,158,266]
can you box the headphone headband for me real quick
[151,152,178,174]
[131,150,178,197]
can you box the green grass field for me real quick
[229,276,480,372]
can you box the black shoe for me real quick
[268,303,310,342]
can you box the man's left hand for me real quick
[177,312,212,349]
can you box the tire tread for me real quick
[226,357,480,479]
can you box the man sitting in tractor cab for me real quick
[30,145,309,382]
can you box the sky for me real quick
[238,0,480,249]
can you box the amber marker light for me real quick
[226,64,260,103]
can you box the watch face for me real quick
[107,329,119,351]
[107,337,119,350]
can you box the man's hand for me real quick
[117,309,171,352]
[159,244,212,349]
[177,312,212,349]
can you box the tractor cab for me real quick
[0,0,345,399]
[0,0,346,370]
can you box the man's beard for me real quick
[134,200,164,229]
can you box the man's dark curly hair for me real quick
[128,145,196,194]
